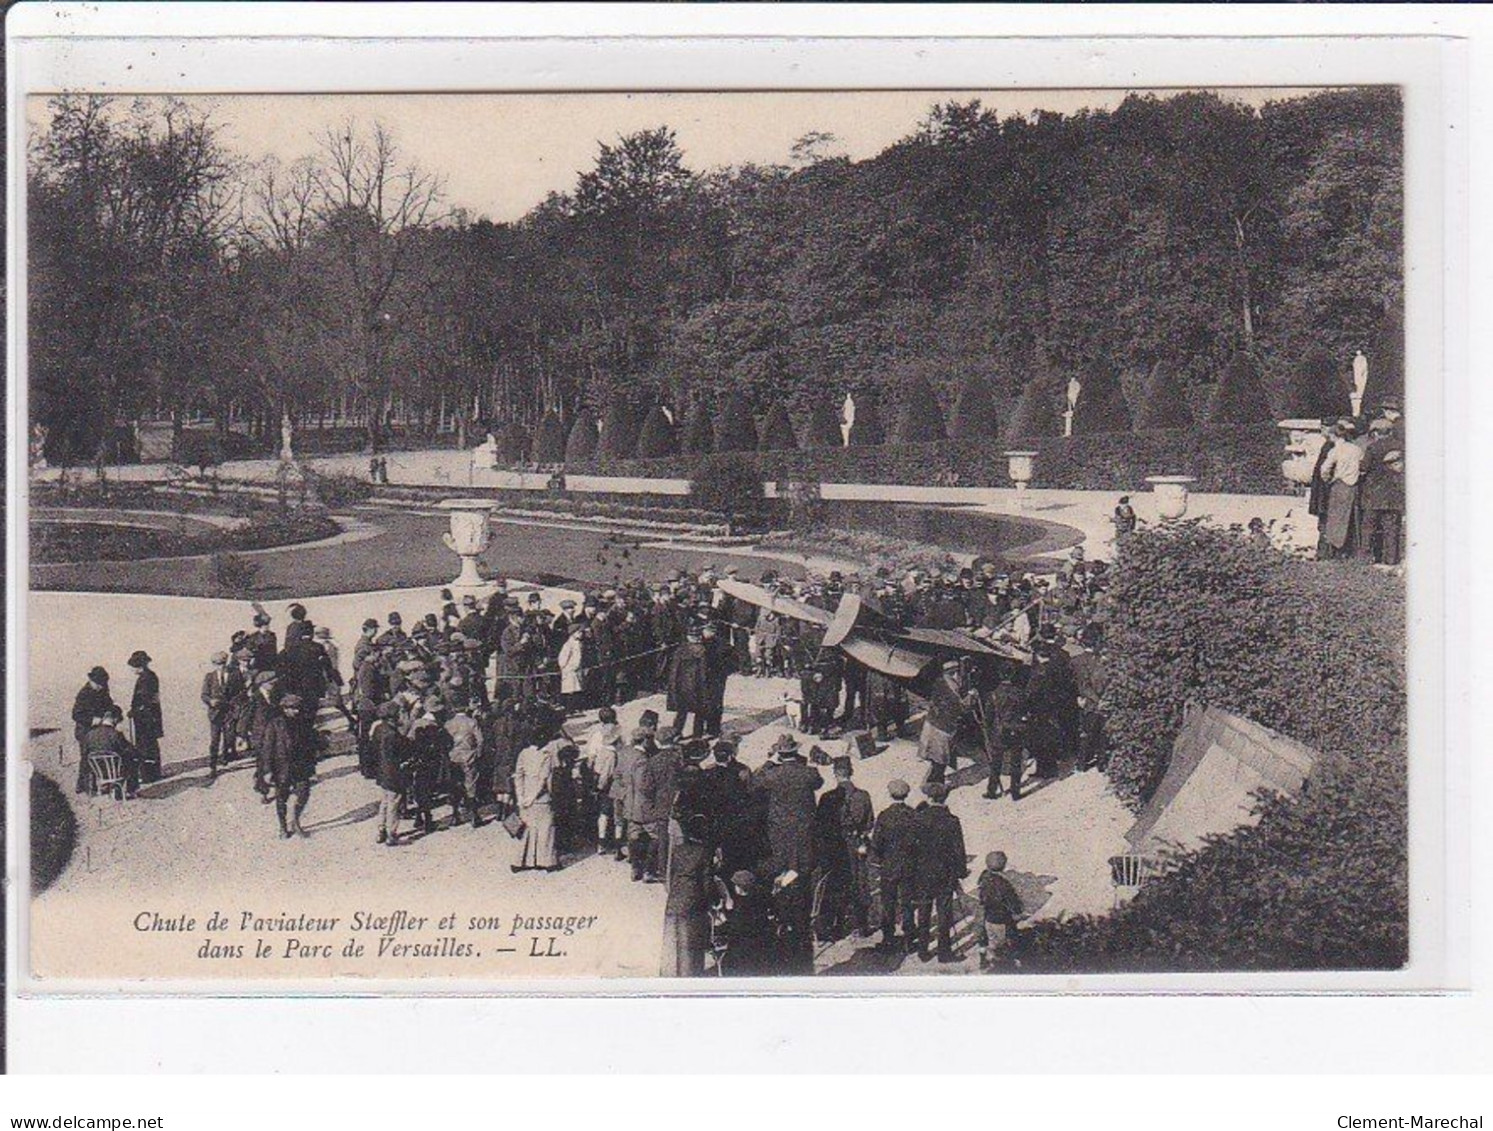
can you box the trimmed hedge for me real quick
[1071,376,1132,435]
[564,412,599,462]
[1285,348,1352,421]
[847,393,886,447]
[804,399,846,448]
[1005,377,1061,440]
[1023,522,1406,971]
[532,413,566,464]
[598,399,640,461]
[715,393,759,453]
[566,423,1292,496]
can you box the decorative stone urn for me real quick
[1278,418,1328,490]
[1145,475,1197,522]
[438,498,495,592]
[1004,450,1037,508]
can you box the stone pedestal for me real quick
[1278,418,1326,492]
[1004,450,1037,510]
[438,498,497,595]
[1145,475,1197,522]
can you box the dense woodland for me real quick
[28,87,1403,464]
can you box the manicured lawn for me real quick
[31,506,807,599]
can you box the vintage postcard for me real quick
[14,69,1430,991]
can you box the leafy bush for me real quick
[209,551,262,596]
[598,398,640,460]
[636,405,678,458]
[847,392,885,446]
[1022,521,1407,971]
[682,400,715,455]
[758,402,799,451]
[172,429,226,475]
[302,467,374,509]
[1133,361,1195,430]
[532,413,567,464]
[689,453,768,531]
[803,399,845,448]
[714,392,759,453]
[1208,352,1273,424]
[1282,348,1349,420]
[948,371,1005,441]
[30,771,77,893]
[893,375,947,443]
[564,412,599,462]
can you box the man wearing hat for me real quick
[626,725,672,882]
[911,781,968,963]
[127,650,164,783]
[496,604,538,705]
[79,705,142,800]
[353,618,381,669]
[813,757,874,940]
[870,780,920,953]
[375,611,408,653]
[72,666,117,794]
[370,699,407,846]
[444,693,485,829]
[665,623,712,739]
[266,693,316,838]
[201,651,245,779]
[753,734,823,880]
[918,659,972,786]
[1360,415,1405,566]
[242,670,281,802]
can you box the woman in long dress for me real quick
[512,738,559,872]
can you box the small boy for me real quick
[975,851,1025,970]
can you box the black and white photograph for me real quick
[15,72,1416,987]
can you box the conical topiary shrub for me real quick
[1071,374,1132,435]
[635,405,678,459]
[531,413,566,464]
[1132,361,1195,431]
[563,411,599,463]
[948,370,1005,441]
[893,375,947,443]
[1004,377,1061,442]
[1285,348,1350,421]
[494,421,530,464]
[714,392,759,453]
[1363,307,1404,411]
[759,402,799,451]
[847,391,885,447]
[597,397,640,461]
[1208,352,1273,424]
[803,398,845,448]
[682,400,715,456]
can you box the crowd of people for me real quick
[67,549,1118,974]
[1308,400,1406,565]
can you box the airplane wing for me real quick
[717,577,833,627]
[900,626,1032,664]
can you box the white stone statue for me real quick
[1351,350,1369,416]
[1063,378,1082,437]
[840,393,856,446]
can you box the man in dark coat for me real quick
[1307,421,1338,558]
[72,666,117,794]
[242,671,281,801]
[278,632,333,742]
[266,694,316,839]
[1360,417,1406,566]
[813,757,875,940]
[870,778,920,952]
[751,734,823,879]
[700,623,733,737]
[697,739,757,875]
[79,705,141,799]
[666,625,711,738]
[127,650,164,783]
[1069,627,1111,772]
[911,781,969,963]
[981,669,1030,800]
[353,645,390,778]
[201,651,245,780]
[370,700,406,846]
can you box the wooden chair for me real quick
[88,752,127,801]
[1109,852,1156,907]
